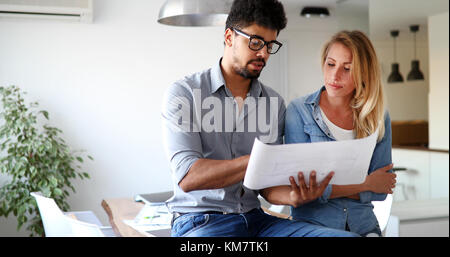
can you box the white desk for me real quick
[101,198,171,237]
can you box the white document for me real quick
[123,204,171,234]
[243,129,379,190]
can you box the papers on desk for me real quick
[243,129,379,190]
[123,204,171,235]
[134,191,173,206]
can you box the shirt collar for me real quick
[305,85,326,108]
[210,58,262,97]
[210,58,226,94]
[249,78,263,97]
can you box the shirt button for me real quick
[343,208,347,212]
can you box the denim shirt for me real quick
[285,86,392,235]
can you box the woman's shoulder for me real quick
[287,90,319,112]
[383,110,391,122]
[288,95,307,107]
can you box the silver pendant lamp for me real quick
[157,0,233,27]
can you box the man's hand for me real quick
[288,171,334,207]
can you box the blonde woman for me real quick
[261,31,396,236]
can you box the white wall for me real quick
[369,0,449,124]
[0,0,224,236]
[372,39,429,121]
[2,0,446,237]
[369,0,431,122]
[428,12,449,150]
[283,30,335,103]
[0,0,371,236]
[283,2,369,103]
[0,0,375,236]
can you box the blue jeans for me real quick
[171,208,359,237]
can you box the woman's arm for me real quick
[358,112,395,203]
[329,163,395,200]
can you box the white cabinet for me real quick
[391,148,449,236]
[390,197,449,237]
[392,148,449,201]
[430,152,449,198]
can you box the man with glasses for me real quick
[162,0,358,237]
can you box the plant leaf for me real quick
[40,110,49,120]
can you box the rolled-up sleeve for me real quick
[161,82,203,184]
[359,111,393,203]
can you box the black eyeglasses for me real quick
[232,28,283,54]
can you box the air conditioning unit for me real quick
[0,0,93,23]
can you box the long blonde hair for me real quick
[321,30,385,141]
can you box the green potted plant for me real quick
[0,85,92,236]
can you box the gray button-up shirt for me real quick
[161,58,286,214]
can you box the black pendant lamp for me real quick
[300,7,330,18]
[387,30,404,83]
[407,25,425,81]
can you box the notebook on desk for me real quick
[134,191,173,206]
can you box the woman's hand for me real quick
[363,164,396,194]
[289,171,334,207]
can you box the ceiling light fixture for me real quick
[407,25,425,81]
[387,30,404,83]
[157,0,232,27]
[300,7,330,18]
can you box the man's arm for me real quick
[179,155,249,192]
[162,82,253,193]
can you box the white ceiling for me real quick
[278,0,449,41]
[280,0,368,13]
[278,0,368,31]
[369,0,449,41]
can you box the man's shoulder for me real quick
[180,67,212,88]
[166,68,212,97]
[259,82,286,108]
[259,82,282,98]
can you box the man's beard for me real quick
[233,58,266,79]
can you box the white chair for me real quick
[372,194,399,237]
[31,192,115,237]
